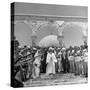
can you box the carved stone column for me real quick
[57,35,64,48]
[83,35,88,47]
[31,34,37,47]
[31,21,48,46]
[56,22,66,48]
[82,28,88,46]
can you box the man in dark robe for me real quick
[40,49,47,73]
[61,49,70,73]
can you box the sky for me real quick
[15,21,87,48]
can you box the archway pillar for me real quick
[82,28,88,46]
[56,22,66,48]
[31,34,37,47]
[57,35,64,48]
[31,21,49,46]
[13,19,66,47]
[82,35,88,47]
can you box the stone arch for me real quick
[62,22,88,47]
[62,22,88,37]
[14,20,88,47]
[33,21,65,46]
[32,21,64,35]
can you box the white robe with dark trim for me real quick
[33,51,41,78]
[46,53,57,75]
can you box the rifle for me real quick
[15,52,45,67]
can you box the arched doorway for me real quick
[36,23,59,46]
[14,21,87,48]
[38,35,60,47]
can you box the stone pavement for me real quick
[24,73,88,87]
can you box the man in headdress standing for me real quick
[32,49,41,78]
[75,50,82,75]
[68,50,75,73]
[61,48,70,73]
[82,49,88,77]
[46,47,57,75]
[57,48,62,73]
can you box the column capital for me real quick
[57,35,64,39]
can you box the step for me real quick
[24,73,88,87]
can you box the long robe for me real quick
[57,52,62,72]
[75,56,82,75]
[68,55,75,73]
[32,51,41,78]
[83,52,88,76]
[46,53,57,75]
[61,54,70,73]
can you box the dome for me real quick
[38,35,60,47]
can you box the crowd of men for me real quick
[13,38,88,87]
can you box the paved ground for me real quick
[24,73,88,87]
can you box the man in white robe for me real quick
[46,47,57,75]
[32,50,41,78]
